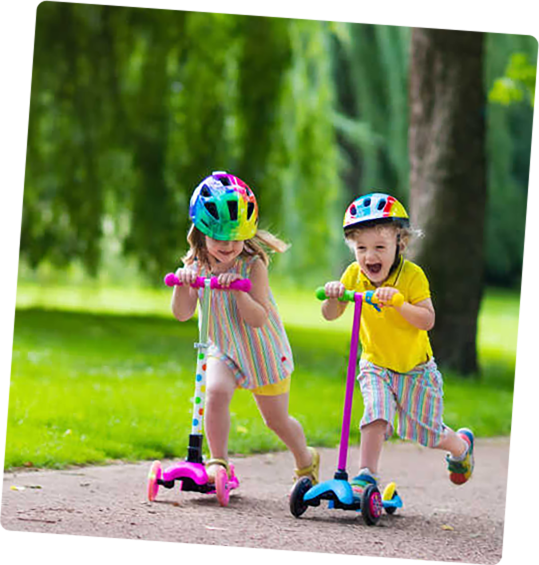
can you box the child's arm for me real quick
[216,259,270,328]
[321,281,349,321]
[171,267,199,322]
[375,287,435,331]
[396,298,435,331]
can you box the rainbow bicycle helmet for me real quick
[189,171,258,241]
[343,193,409,230]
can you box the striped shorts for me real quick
[358,358,447,447]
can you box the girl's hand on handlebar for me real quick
[375,287,402,307]
[324,281,346,300]
[217,272,243,289]
[174,267,198,287]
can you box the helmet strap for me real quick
[388,233,402,275]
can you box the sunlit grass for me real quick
[4,281,519,470]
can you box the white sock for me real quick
[449,443,469,462]
[357,467,381,483]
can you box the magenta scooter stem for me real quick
[337,294,363,476]
[163,272,252,461]
[315,285,403,478]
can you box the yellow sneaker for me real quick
[294,447,320,485]
[205,457,229,484]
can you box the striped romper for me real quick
[197,255,294,395]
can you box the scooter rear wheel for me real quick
[147,461,162,502]
[382,481,399,515]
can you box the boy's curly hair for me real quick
[344,219,423,254]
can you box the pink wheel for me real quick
[215,466,230,507]
[228,463,240,490]
[147,460,162,502]
[361,484,383,526]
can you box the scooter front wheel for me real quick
[147,460,162,502]
[289,477,312,518]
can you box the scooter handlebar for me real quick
[316,286,404,308]
[164,273,252,293]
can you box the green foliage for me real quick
[121,9,188,277]
[273,19,342,280]
[332,24,411,203]
[236,16,292,229]
[484,35,536,286]
[23,3,108,273]
[22,5,342,282]
[489,53,536,107]
[20,5,536,288]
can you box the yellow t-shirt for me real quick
[340,257,433,373]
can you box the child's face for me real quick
[205,236,244,266]
[349,226,399,286]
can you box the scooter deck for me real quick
[303,478,403,512]
[158,460,239,494]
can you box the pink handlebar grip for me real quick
[164,273,180,287]
[212,278,252,292]
[164,273,252,293]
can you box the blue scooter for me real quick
[289,288,403,526]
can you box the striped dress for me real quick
[196,255,294,390]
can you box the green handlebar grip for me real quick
[315,287,356,302]
[315,287,326,301]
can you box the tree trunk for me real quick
[409,28,486,375]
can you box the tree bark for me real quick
[409,28,486,375]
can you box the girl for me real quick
[321,193,474,496]
[171,171,319,486]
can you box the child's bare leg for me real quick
[204,357,236,479]
[435,427,468,458]
[359,419,388,475]
[254,392,312,469]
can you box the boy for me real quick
[322,193,474,495]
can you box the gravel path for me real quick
[1,438,509,564]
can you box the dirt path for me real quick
[1,438,509,564]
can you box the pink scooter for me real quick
[147,273,251,506]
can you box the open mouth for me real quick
[366,263,383,275]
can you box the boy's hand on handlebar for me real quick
[375,287,402,307]
[324,281,346,300]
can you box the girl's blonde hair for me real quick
[182,225,290,270]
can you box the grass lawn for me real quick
[4,282,518,470]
